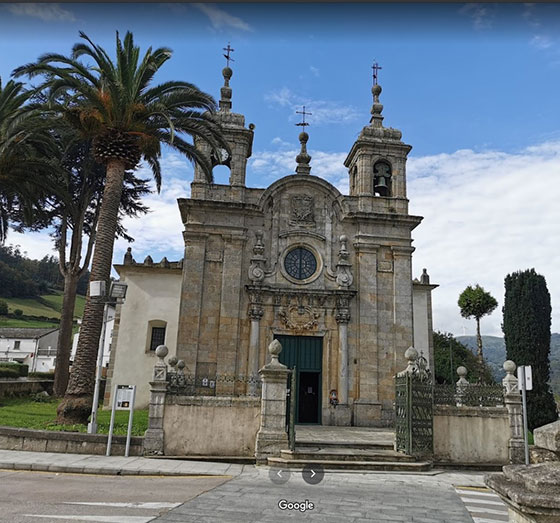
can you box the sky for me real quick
[1,3,560,338]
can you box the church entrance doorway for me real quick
[275,335,322,425]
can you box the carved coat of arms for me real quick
[290,195,315,225]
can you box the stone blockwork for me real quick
[108,64,437,428]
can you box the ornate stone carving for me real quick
[279,305,320,330]
[335,308,350,324]
[248,230,267,283]
[290,195,315,225]
[335,235,354,288]
[248,305,264,321]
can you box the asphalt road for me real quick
[0,469,230,523]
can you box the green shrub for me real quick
[13,309,23,317]
[0,368,20,379]
[0,300,8,315]
[28,371,54,380]
[0,362,28,377]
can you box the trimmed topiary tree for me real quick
[0,299,7,315]
[458,284,498,368]
[503,269,558,431]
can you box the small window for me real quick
[149,326,166,351]
[14,340,21,350]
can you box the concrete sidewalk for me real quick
[0,449,244,477]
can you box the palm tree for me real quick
[0,77,54,242]
[14,31,227,424]
[47,131,150,397]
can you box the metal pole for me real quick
[125,386,136,457]
[88,302,108,434]
[106,385,118,456]
[519,366,530,465]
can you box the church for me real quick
[105,60,437,428]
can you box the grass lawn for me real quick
[0,397,148,437]
[40,292,86,318]
[0,317,59,329]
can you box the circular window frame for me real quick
[280,244,322,285]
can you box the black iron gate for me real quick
[286,367,297,451]
[395,371,433,457]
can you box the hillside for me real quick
[0,291,85,329]
[457,334,560,396]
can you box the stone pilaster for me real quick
[255,340,289,464]
[248,292,264,395]
[143,345,169,456]
[503,360,525,464]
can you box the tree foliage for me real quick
[503,269,558,430]
[458,284,498,366]
[433,331,495,385]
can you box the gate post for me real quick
[144,345,169,456]
[503,360,524,464]
[255,340,290,464]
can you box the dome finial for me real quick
[295,106,312,175]
[220,43,235,112]
[370,60,384,127]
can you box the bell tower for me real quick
[193,44,254,190]
[344,63,411,210]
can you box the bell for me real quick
[374,176,389,195]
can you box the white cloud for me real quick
[310,66,320,77]
[408,141,560,337]
[531,34,554,50]
[192,4,252,32]
[459,3,493,30]
[5,3,76,22]
[265,87,361,125]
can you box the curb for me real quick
[0,461,234,476]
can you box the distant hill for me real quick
[457,334,560,396]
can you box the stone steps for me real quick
[295,440,394,451]
[268,456,432,472]
[280,448,416,462]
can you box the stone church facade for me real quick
[106,64,437,427]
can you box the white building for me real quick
[0,327,59,372]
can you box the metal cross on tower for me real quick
[223,43,235,66]
[296,106,312,127]
[372,61,382,85]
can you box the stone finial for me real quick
[336,235,354,288]
[503,360,520,395]
[295,131,312,175]
[159,256,170,268]
[456,366,469,385]
[167,356,178,369]
[155,345,168,360]
[420,268,430,284]
[267,339,284,368]
[144,255,153,266]
[123,247,135,265]
[219,66,233,112]
[248,231,266,283]
[398,346,419,377]
[153,345,169,382]
[370,83,384,127]
[177,360,185,371]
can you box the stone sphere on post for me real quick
[405,346,418,363]
[167,356,178,368]
[155,345,168,360]
[268,339,283,366]
[503,360,516,374]
[457,366,468,378]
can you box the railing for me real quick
[167,372,262,397]
[434,382,505,407]
[37,349,57,357]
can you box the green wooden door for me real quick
[276,335,322,424]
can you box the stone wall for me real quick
[434,405,510,465]
[0,426,143,456]
[163,396,260,456]
[0,379,53,399]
